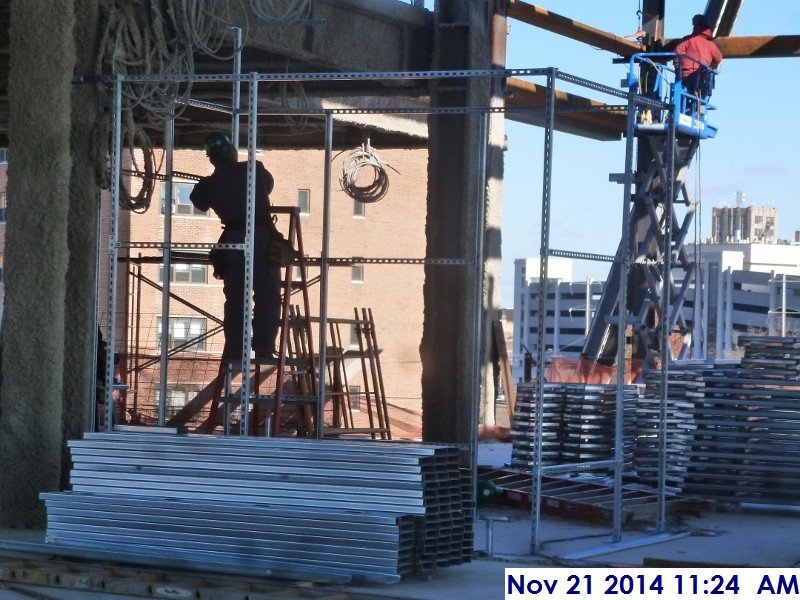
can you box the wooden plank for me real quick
[505,77,626,141]
[714,35,800,59]
[493,320,516,422]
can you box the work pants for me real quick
[221,226,281,359]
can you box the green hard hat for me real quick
[204,132,233,157]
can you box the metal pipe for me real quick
[530,68,555,554]
[317,112,334,438]
[552,279,560,354]
[158,117,175,426]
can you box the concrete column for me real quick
[0,0,75,527]
[421,0,501,443]
[61,0,101,486]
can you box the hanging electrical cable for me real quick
[249,0,311,22]
[338,140,391,204]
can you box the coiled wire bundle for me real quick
[338,142,390,204]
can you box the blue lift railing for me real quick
[628,52,718,139]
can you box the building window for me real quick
[350,325,361,348]
[156,316,207,350]
[159,263,208,284]
[0,192,6,222]
[353,199,365,218]
[351,265,364,284]
[298,189,310,215]
[348,385,362,411]
[0,148,7,164]
[155,385,202,412]
[161,181,206,216]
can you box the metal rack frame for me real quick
[100,68,563,446]
[97,65,681,534]
[530,67,676,551]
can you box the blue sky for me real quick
[424,1,800,306]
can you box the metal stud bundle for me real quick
[511,383,640,472]
[43,433,473,582]
[636,364,701,493]
[682,341,800,504]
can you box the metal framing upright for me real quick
[528,67,676,552]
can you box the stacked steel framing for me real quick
[43,432,472,581]
[511,382,641,472]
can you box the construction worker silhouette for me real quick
[190,133,281,361]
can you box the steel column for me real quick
[104,76,123,431]
[317,112,334,438]
[157,117,175,427]
[530,68,555,554]
[613,90,638,542]
[240,73,259,436]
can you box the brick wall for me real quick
[102,146,428,436]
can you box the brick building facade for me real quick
[100,146,428,436]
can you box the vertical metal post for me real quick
[470,111,490,512]
[724,267,733,351]
[613,90,637,542]
[782,273,787,336]
[231,27,242,148]
[702,265,709,358]
[317,111,334,438]
[552,280,560,355]
[240,73,259,437]
[530,68,555,554]
[104,75,124,431]
[89,188,102,431]
[657,97,677,532]
[715,264,724,359]
[693,261,704,359]
[157,116,175,427]
[585,278,591,336]
[768,274,777,336]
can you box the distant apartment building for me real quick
[710,191,777,244]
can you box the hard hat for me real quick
[204,132,233,157]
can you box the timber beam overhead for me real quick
[507,1,644,56]
[698,35,800,59]
[505,78,625,142]
[507,1,800,60]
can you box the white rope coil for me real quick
[338,143,390,204]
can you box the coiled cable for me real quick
[338,142,390,204]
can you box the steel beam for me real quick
[505,78,625,141]
[714,35,800,59]
[704,0,745,37]
[507,1,644,56]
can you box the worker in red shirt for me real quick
[674,14,723,104]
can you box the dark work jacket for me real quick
[190,160,275,228]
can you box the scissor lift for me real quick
[582,53,717,366]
